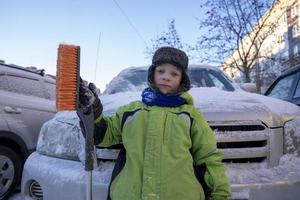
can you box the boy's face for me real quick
[154,63,182,95]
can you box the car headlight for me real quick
[283,116,300,156]
[36,111,85,162]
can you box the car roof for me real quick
[188,64,221,71]
[1,63,44,75]
[0,63,55,83]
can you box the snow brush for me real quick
[56,44,80,111]
[56,43,94,200]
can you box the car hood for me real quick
[189,88,300,127]
[101,87,300,128]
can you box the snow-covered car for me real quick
[0,62,56,199]
[21,65,300,200]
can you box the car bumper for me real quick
[21,152,113,200]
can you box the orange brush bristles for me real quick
[56,44,80,111]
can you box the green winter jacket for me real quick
[95,92,231,200]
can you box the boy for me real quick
[79,47,231,200]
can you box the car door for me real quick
[3,73,55,150]
[0,73,10,131]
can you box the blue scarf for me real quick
[141,88,186,107]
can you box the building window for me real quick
[294,45,299,55]
[281,13,287,23]
[281,49,289,61]
[291,5,298,18]
[277,35,284,43]
[292,25,299,37]
[293,45,300,56]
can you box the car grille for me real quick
[29,180,43,200]
[210,120,282,167]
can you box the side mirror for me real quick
[241,83,257,93]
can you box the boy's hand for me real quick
[79,78,103,120]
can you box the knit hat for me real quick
[148,46,191,94]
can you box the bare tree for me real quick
[146,19,184,57]
[192,0,279,83]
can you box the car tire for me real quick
[0,146,21,200]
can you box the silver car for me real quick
[21,65,300,200]
[0,62,56,199]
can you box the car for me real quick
[265,64,300,106]
[0,62,56,199]
[21,65,300,200]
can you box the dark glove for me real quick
[79,78,103,120]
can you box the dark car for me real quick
[265,65,300,106]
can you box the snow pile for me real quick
[37,111,86,163]
[227,154,300,184]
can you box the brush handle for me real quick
[77,109,95,171]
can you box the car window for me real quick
[267,73,297,100]
[207,70,235,91]
[124,69,148,86]
[208,73,226,90]
[6,75,45,98]
[104,69,148,94]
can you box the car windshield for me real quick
[104,66,235,94]
[267,73,297,101]
[206,70,235,91]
